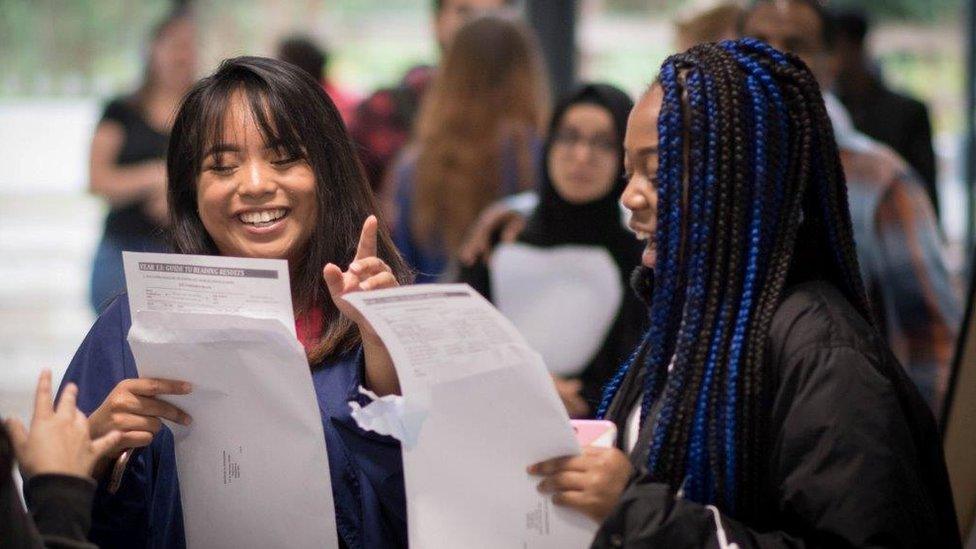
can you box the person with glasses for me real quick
[458,84,645,419]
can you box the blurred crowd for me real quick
[83,0,960,417]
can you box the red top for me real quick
[295,305,324,353]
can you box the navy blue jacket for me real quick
[60,295,407,548]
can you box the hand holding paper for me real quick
[341,284,600,548]
[86,376,192,480]
[122,251,340,549]
[529,445,634,523]
[87,377,193,459]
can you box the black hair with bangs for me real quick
[167,56,412,363]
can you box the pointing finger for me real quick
[354,215,378,261]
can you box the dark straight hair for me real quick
[166,56,412,364]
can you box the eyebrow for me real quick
[204,139,287,158]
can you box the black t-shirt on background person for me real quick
[97,97,169,247]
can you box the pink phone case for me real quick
[571,419,617,448]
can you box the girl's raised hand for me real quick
[322,215,398,338]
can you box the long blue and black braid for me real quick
[597,39,872,518]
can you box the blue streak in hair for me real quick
[596,331,649,419]
[647,67,711,477]
[720,68,771,509]
[686,70,723,503]
[639,60,685,428]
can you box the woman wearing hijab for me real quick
[459,84,645,418]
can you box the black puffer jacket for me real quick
[594,280,960,548]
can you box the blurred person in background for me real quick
[833,8,940,219]
[87,6,196,314]
[673,1,744,52]
[456,1,748,268]
[276,34,359,125]
[1,370,120,549]
[458,84,644,419]
[741,0,960,414]
[391,14,550,282]
[459,0,960,414]
[348,0,516,193]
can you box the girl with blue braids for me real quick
[529,40,959,548]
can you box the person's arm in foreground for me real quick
[2,369,121,549]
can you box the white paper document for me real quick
[122,251,339,549]
[491,243,623,377]
[342,284,599,549]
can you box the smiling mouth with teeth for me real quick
[238,208,287,227]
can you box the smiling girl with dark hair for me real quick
[60,56,411,548]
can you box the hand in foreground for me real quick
[457,202,526,266]
[552,375,590,418]
[528,446,633,523]
[323,214,400,395]
[6,369,121,479]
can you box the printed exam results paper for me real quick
[342,284,599,549]
[121,251,339,549]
